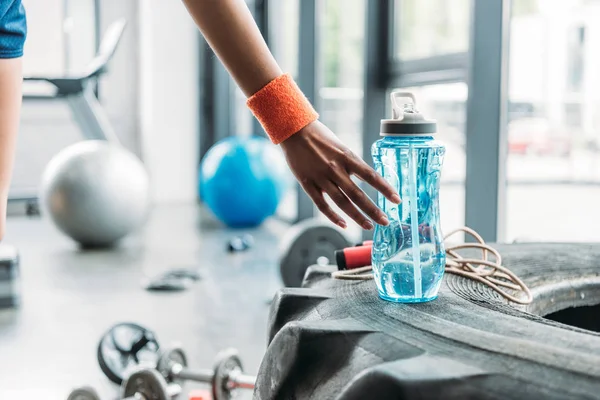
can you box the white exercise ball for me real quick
[40,141,151,247]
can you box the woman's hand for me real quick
[280,121,401,230]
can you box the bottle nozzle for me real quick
[381,90,436,136]
[390,91,417,119]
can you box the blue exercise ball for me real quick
[199,136,293,227]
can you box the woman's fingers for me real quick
[303,184,347,229]
[321,181,374,230]
[349,157,401,204]
[331,175,389,226]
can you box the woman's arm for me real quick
[182,0,400,230]
[182,0,280,96]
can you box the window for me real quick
[23,0,97,75]
[310,0,366,236]
[269,0,300,78]
[269,0,301,221]
[63,0,98,73]
[319,0,365,156]
[394,0,470,61]
[506,0,600,241]
[386,0,470,234]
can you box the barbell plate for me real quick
[97,322,160,385]
[67,386,101,400]
[212,348,243,400]
[156,345,188,384]
[122,369,170,400]
[279,219,352,287]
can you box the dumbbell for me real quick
[67,369,181,400]
[67,386,101,400]
[157,346,255,400]
[121,369,181,400]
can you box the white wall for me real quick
[100,0,141,154]
[138,0,199,204]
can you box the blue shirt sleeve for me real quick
[0,0,27,59]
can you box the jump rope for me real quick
[331,227,533,305]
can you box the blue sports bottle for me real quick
[371,91,446,303]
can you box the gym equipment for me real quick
[332,227,533,305]
[67,369,180,400]
[143,268,202,292]
[96,322,256,400]
[158,346,255,400]
[97,322,160,385]
[40,140,150,247]
[335,243,372,271]
[67,386,101,400]
[23,19,126,142]
[263,244,599,399]
[226,234,254,252]
[121,369,181,400]
[10,19,128,208]
[278,218,352,287]
[199,136,292,228]
[0,244,20,309]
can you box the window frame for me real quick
[361,0,511,241]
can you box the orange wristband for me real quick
[246,74,319,144]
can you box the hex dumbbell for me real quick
[157,346,255,400]
[67,369,181,400]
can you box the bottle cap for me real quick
[380,91,437,136]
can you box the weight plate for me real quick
[157,345,188,384]
[279,219,352,287]
[122,368,170,400]
[97,322,160,385]
[67,386,101,400]
[212,348,243,400]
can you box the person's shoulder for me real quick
[0,0,27,59]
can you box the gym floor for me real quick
[0,204,287,399]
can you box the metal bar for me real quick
[391,69,466,89]
[295,0,319,221]
[7,189,38,202]
[66,84,120,143]
[254,0,269,46]
[388,53,469,88]
[94,0,101,53]
[464,0,512,242]
[390,53,468,75]
[198,40,215,164]
[198,38,235,172]
[63,0,71,72]
[215,66,234,141]
[93,0,101,97]
[361,0,392,240]
[176,368,213,383]
[231,372,256,390]
[297,0,319,106]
